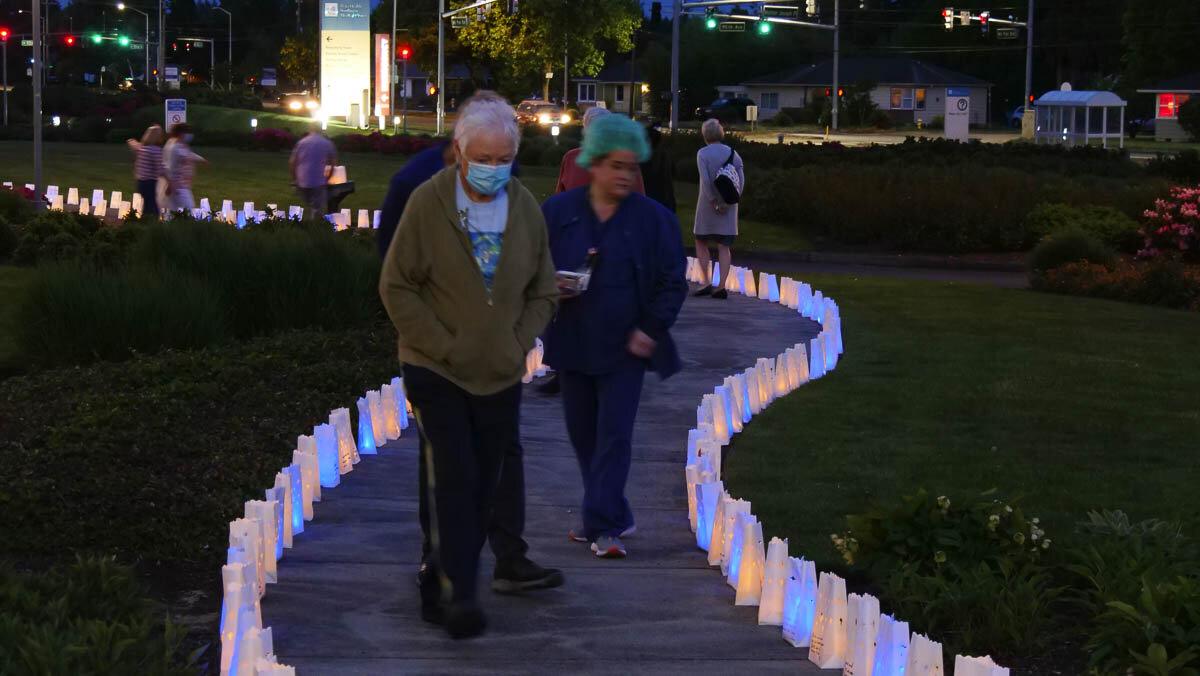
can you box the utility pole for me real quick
[437,0,444,135]
[1022,0,1034,135]
[628,31,636,119]
[670,0,680,131]
[391,0,397,124]
[33,0,43,199]
[832,0,839,130]
[2,30,8,127]
[156,0,165,90]
[562,47,568,107]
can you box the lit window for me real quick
[915,88,926,110]
[891,88,914,110]
[891,88,902,109]
[1158,93,1190,118]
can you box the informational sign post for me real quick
[165,99,187,129]
[945,87,970,141]
[374,34,391,118]
[321,1,371,121]
[262,68,277,87]
[164,66,180,89]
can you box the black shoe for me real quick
[421,601,445,625]
[693,286,714,297]
[535,373,560,394]
[492,556,566,594]
[712,288,729,299]
[445,601,487,639]
[416,560,433,587]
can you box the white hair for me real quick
[583,106,610,130]
[701,118,725,143]
[454,93,520,154]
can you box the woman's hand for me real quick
[710,199,727,215]
[627,329,657,358]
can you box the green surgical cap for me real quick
[576,113,651,168]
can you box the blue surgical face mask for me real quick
[465,162,512,196]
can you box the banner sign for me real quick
[321,1,371,120]
[375,34,391,117]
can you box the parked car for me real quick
[280,91,320,115]
[1006,105,1026,128]
[516,100,571,126]
[1127,117,1156,138]
[695,96,756,123]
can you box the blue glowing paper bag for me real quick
[314,423,339,489]
[872,614,911,676]
[695,481,724,552]
[356,397,377,456]
[284,463,304,536]
[782,557,818,648]
[391,377,410,430]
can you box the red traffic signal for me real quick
[825,88,831,96]
[399,45,411,60]
[428,84,437,96]
[64,35,76,46]
[0,28,9,41]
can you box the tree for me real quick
[453,0,642,101]
[1178,98,1200,142]
[279,34,318,89]
[1122,0,1200,95]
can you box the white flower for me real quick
[1032,517,1040,524]
[1005,505,1013,513]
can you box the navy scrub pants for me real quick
[403,364,522,603]
[560,367,646,542]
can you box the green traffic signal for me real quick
[119,35,130,46]
[758,20,771,34]
[91,34,102,44]
[705,16,717,29]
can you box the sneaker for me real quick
[492,556,565,594]
[621,523,637,538]
[445,601,487,639]
[590,536,627,558]
[693,286,714,297]
[712,288,729,299]
[535,373,560,394]
[571,523,635,541]
[421,601,445,625]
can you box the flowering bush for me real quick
[1038,261,1200,311]
[1138,185,1200,263]
[334,132,440,156]
[248,128,298,152]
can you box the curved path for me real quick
[262,292,823,674]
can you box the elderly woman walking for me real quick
[692,119,743,298]
[541,114,688,558]
[126,125,166,219]
[379,94,561,639]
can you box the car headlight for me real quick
[539,113,551,124]
[561,113,571,124]
[288,101,303,111]
[305,100,318,110]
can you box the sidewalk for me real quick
[260,292,824,674]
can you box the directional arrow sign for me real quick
[718,21,746,32]
[451,15,470,28]
[21,39,33,47]
[996,27,1018,39]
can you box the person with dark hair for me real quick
[126,125,166,219]
[163,123,208,214]
[541,114,688,559]
[639,125,676,214]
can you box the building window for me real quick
[761,92,779,109]
[615,85,625,102]
[891,88,916,110]
[578,83,596,102]
[1158,93,1190,118]
[915,88,926,110]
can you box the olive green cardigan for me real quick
[379,167,559,396]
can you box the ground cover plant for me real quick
[722,273,1200,671]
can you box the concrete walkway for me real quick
[262,292,823,674]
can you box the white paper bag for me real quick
[67,187,79,205]
[380,384,402,441]
[708,391,731,445]
[734,518,766,606]
[269,476,292,549]
[78,197,90,215]
[810,336,826,379]
[707,491,731,565]
[366,389,386,446]
[726,510,755,589]
[229,518,264,597]
[314,423,340,489]
[758,271,771,300]
[244,501,279,582]
[905,633,945,676]
[695,480,723,551]
[390,377,410,430]
[219,564,247,676]
[719,499,751,576]
[843,593,880,676]
[284,463,304,536]
[744,367,763,415]
[871,614,910,675]
[744,269,758,297]
[953,655,1009,676]
[809,571,848,669]
[758,537,788,625]
[329,408,359,470]
[783,556,819,647]
[357,396,377,455]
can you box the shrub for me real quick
[1148,150,1200,185]
[248,127,297,151]
[769,111,795,127]
[928,115,945,130]
[1137,185,1200,263]
[1036,260,1200,310]
[870,109,893,130]
[11,210,116,266]
[0,216,15,261]
[0,556,203,675]
[0,186,36,224]
[1178,97,1200,142]
[1024,203,1141,252]
[1028,229,1116,276]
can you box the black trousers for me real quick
[404,365,524,603]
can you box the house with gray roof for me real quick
[1136,73,1200,141]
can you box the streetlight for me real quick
[214,6,231,90]
[1,27,9,126]
[117,3,150,86]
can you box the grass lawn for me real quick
[0,139,807,251]
[724,274,1200,571]
[1125,137,1200,153]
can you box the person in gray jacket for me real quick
[692,119,744,299]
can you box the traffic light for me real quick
[64,35,75,46]
[399,45,411,60]
[979,10,989,34]
[942,8,954,30]
[757,19,771,35]
[428,84,437,96]
[92,33,103,44]
[705,8,717,30]
[118,35,130,46]
[0,28,9,41]
[806,0,818,17]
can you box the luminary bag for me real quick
[809,571,848,669]
[872,614,910,675]
[366,389,386,444]
[707,491,731,565]
[758,537,788,625]
[390,377,410,430]
[380,384,402,441]
[905,633,945,676]
[843,593,880,676]
[953,655,1009,676]
[744,367,763,415]
[686,464,700,533]
[726,510,755,590]
[720,499,751,577]
[244,500,279,582]
[356,397,378,455]
[695,479,724,552]
[734,518,766,606]
[782,557,818,647]
[284,463,304,536]
[268,479,291,550]
[314,423,340,489]
[293,448,317,516]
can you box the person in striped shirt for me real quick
[126,125,167,219]
[163,123,208,215]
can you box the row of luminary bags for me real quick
[216,378,410,675]
[683,258,1009,676]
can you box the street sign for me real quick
[996,27,1018,39]
[165,99,187,128]
[718,21,746,32]
[945,87,970,141]
[451,15,470,28]
[762,4,800,18]
[746,105,758,122]
[262,67,277,87]
[20,39,32,47]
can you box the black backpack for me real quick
[713,148,741,205]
